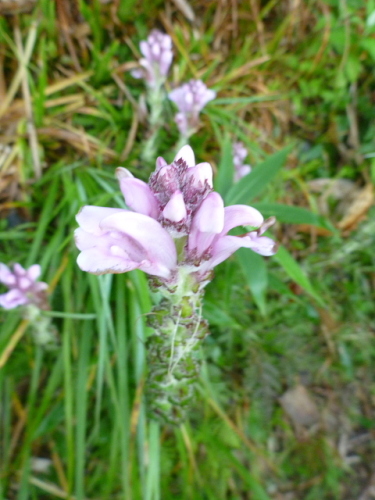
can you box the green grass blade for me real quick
[274,246,324,306]
[214,133,234,198]
[236,249,268,315]
[253,202,333,229]
[225,147,291,205]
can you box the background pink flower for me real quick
[0,263,48,310]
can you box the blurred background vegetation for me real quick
[0,0,375,498]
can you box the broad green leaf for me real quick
[274,246,324,306]
[253,202,333,229]
[236,249,268,315]
[225,146,291,205]
[214,134,234,197]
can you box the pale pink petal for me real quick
[162,191,187,222]
[241,233,278,256]
[0,263,16,286]
[115,167,134,179]
[75,228,103,251]
[160,50,173,75]
[19,277,32,290]
[77,248,140,275]
[76,206,126,235]
[186,162,213,188]
[156,157,168,170]
[14,263,26,276]
[236,165,252,180]
[199,89,216,108]
[130,68,144,79]
[34,282,48,292]
[0,289,27,309]
[174,113,188,136]
[222,205,264,235]
[188,193,224,255]
[26,264,41,281]
[116,177,159,219]
[168,87,186,110]
[173,145,195,167]
[140,40,152,60]
[100,212,177,273]
[205,232,277,271]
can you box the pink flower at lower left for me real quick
[0,263,49,310]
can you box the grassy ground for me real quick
[0,0,375,498]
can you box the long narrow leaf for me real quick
[236,249,268,315]
[274,246,324,306]
[253,202,333,229]
[225,147,291,205]
[214,134,234,198]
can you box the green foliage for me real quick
[1,0,374,498]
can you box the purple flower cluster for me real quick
[132,30,173,88]
[132,30,216,141]
[233,141,252,181]
[168,80,216,137]
[75,146,277,286]
[0,263,48,310]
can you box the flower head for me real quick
[117,145,212,238]
[0,263,48,310]
[75,145,277,286]
[132,30,173,88]
[168,80,216,138]
[233,141,252,182]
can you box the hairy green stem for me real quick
[145,274,208,424]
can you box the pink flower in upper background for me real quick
[168,80,216,138]
[0,263,48,310]
[233,141,252,182]
[132,30,173,88]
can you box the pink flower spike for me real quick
[116,172,160,219]
[0,262,49,310]
[168,80,216,137]
[133,30,173,87]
